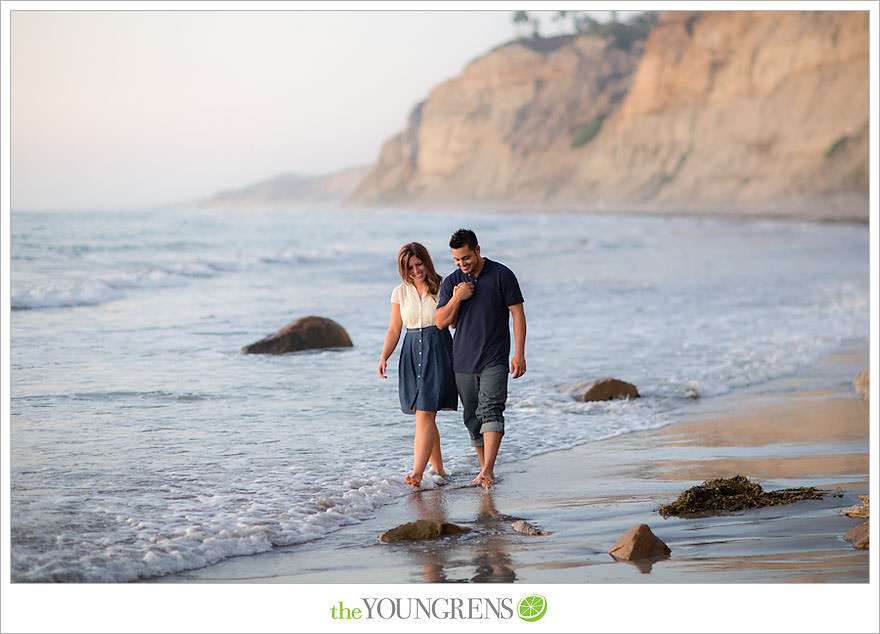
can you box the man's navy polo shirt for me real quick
[437,257,524,374]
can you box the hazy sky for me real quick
[8,6,631,211]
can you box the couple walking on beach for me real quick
[377,229,527,489]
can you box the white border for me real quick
[2,1,14,633]
[2,2,878,633]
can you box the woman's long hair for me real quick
[398,242,442,297]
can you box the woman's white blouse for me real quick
[391,283,438,329]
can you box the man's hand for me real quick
[509,303,526,379]
[510,353,526,379]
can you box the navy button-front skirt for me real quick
[398,326,458,413]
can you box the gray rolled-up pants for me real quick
[455,364,508,447]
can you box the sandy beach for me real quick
[154,344,871,585]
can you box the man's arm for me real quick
[509,303,526,378]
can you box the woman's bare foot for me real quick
[405,472,423,487]
[428,465,448,477]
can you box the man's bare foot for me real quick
[475,473,493,489]
[405,472,423,487]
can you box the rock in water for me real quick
[854,366,869,401]
[511,519,552,535]
[241,316,353,354]
[608,524,671,561]
[377,520,470,543]
[573,378,640,402]
[844,520,869,550]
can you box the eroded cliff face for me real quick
[564,11,869,216]
[350,35,645,205]
[350,11,869,219]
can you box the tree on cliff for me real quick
[512,10,543,39]
[550,10,657,41]
[512,11,530,37]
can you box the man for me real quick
[435,229,526,488]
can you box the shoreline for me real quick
[155,342,870,584]
[18,199,858,224]
[165,202,870,225]
[342,195,871,224]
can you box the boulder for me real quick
[377,519,470,543]
[511,519,552,536]
[572,378,640,402]
[844,520,869,550]
[241,316,353,354]
[608,524,671,561]
[683,385,701,399]
[843,495,869,519]
[853,366,869,401]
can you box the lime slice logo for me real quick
[517,595,547,622]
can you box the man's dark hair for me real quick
[449,228,478,251]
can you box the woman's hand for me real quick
[379,302,402,378]
[453,281,474,301]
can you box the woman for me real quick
[378,242,458,487]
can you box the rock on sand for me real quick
[378,520,470,543]
[843,495,869,518]
[511,519,552,535]
[844,520,869,550]
[609,524,671,561]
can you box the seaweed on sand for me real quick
[657,475,826,518]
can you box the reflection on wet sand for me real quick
[470,491,516,583]
[610,554,665,574]
[405,488,517,583]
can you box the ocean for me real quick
[9,207,869,582]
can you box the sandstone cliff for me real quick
[350,33,645,206]
[201,165,370,209]
[350,11,869,220]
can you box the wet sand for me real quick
[156,345,871,585]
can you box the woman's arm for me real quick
[378,302,403,379]
[435,282,473,330]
